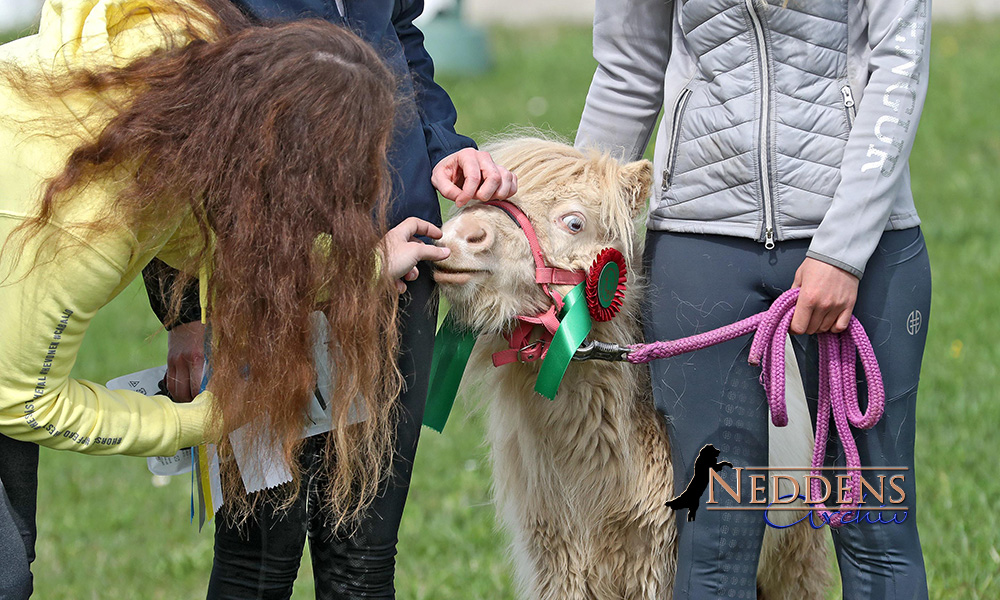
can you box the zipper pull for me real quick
[841,85,856,109]
[661,170,670,192]
[765,227,775,250]
[841,85,857,127]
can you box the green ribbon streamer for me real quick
[424,284,592,431]
[423,312,478,432]
[535,283,592,400]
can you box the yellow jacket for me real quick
[0,0,212,456]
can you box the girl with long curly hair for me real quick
[0,0,451,595]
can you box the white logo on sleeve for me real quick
[906,310,922,335]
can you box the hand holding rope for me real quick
[588,288,885,527]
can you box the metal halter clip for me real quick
[572,340,631,362]
[517,340,545,363]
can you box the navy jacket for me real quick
[233,0,476,227]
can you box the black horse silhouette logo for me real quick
[666,444,733,521]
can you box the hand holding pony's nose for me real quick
[431,148,518,207]
[382,217,451,293]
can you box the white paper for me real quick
[228,426,293,495]
[107,365,194,477]
[228,311,367,494]
[107,312,366,496]
[206,443,224,516]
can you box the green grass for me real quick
[905,20,1000,597]
[1,24,37,45]
[14,20,1000,600]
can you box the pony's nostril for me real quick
[452,217,492,250]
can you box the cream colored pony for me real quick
[433,137,830,599]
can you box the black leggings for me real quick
[0,434,38,600]
[644,228,930,599]
[207,269,436,600]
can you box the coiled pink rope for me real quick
[626,288,885,527]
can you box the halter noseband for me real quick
[479,200,586,366]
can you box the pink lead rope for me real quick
[626,288,885,527]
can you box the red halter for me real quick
[480,200,586,367]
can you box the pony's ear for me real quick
[619,159,653,218]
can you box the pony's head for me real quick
[434,137,651,334]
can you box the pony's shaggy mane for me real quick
[483,135,647,265]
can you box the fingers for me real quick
[169,358,200,403]
[789,266,806,333]
[167,359,190,402]
[790,302,812,336]
[189,356,205,399]
[394,217,443,241]
[431,149,517,206]
[389,245,447,293]
[166,321,206,403]
[473,152,517,201]
[792,297,847,335]
[457,151,482,205]
[493,167,515,200]
[410,241,450,264]
[394,268,419,295]
[791,267,803,289]
[383,220,450,281]
[473,153,502,201]
[791,288,827,335]
[792,292,834,336]
[831,309,853,334]
[431,167,464,204]
[790,257,859,335]
[817,310,839,335]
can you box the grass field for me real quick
[5,18,998,600]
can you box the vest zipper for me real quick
[841,85,857,128]
[746,0,775,250]
[661,88,692,193]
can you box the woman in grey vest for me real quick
[576,1,931,597]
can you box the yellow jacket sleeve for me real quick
[0,0,217,457]
[0,219,213,457]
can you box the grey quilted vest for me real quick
[577,0,930,277]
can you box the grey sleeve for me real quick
[807,0,931,278]
[574,0,674,161]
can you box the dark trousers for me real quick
[207,269,436,600]
[644,228,931,599]
[0,434,38,600]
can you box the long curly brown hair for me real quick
[5,0,405,526]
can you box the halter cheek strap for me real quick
[480,200,585,366]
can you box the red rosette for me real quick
[585,248,627,322]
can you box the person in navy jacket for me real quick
[142,1,517,597]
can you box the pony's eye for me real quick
[560,213,586,234]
